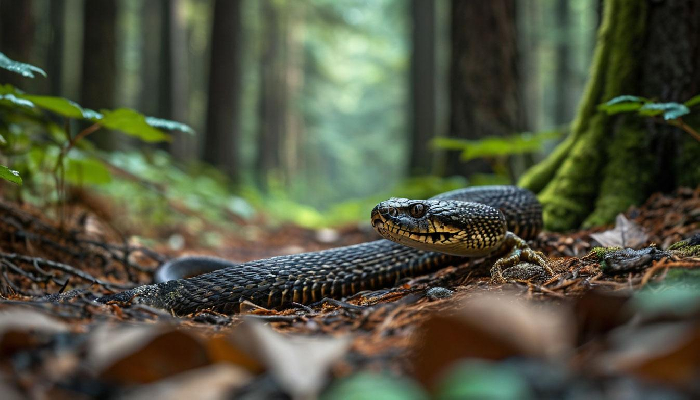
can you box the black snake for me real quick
[99,185,549,315]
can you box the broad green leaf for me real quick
[0,52,46,78]
[684,94,700,108]
[598,102,644,114]
[0,165,22,185]
[433,131,560,161]
[435,361,532,400]
[598,95,649,115]
[145,116,195,134]
[0,133,5,144]
[82,108,103,120]
[604,95,647,105]
[64,156,111,185]
[20,95,84,119]
[0,93,35,109]
[99,108,170,142]
[322,373,427,400]
[639,102,690,120]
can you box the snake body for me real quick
[99,186,542,315]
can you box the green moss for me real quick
[532,0,647,231]
[584,118,654,227]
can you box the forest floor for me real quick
[0,187,698,399]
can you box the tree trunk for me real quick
[256,0,286,188]
[553,0,572,126]
[165,0,194,160]
[446,0,523,178]
[0,0,35,89]
[47,0,66,96]
[202,0,242,179]
[519,0,700,231]
[408,0,436,176]
[81,0,117,150]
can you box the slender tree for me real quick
[203,0,242,179]
[81,0,117,149]
[255,0,286,187]
[408,0,437,176]
[445,0,524,178]
[0,0,35,89]
[519,0,700,230]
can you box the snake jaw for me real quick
[371,198,509,257]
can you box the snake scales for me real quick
[98,186,546,315]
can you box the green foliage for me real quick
[599,95,694,120]
[432,131,561,162]
[0,165,21,185]
[98,109,171,142]
[0,51,192,198]
[435,361,533,400]
[64,156,112,185]
[322,372,428,400]
[0,52,46,78]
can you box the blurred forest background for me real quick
[0,0,599,231]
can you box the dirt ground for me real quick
[0,187,698,399]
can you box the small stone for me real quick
[426,287,454,300]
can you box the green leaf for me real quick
[20,95,84,119]
[98,108,170,142]
[322,373,428,400]
[64,156,111,185]
[435,361,532,400]
[0,52,46,78]
[684,95,700,108]
[605,95,647,105]
[432,131,560,162]
[82,108,103,120]
[0,93,35,109]
[145,116,195,135]
[0,165,22,185]
[639,102,690,120]
[598,95,649,114]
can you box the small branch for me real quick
[0,252,133,291]
[669,118,700,142]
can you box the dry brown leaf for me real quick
[412,291,574,389]
[0,309,69,356]
[590,214,649,248]
[600,323,700,388]
[87,325,208,384]
[117,364,252,400]
[232,319,352,400]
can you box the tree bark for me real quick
[202,0,242,179]
[519,0,700,231]
[81,0,117,150]
[446,0,523,178]
[256,0,286,188]
[163,0,193,160]
[409,0,436,176]
[554,0,572,125]
[0,0,35,89]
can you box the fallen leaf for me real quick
[601,323,700,388]
[411,291,574,389]
[87,325,208,384]
[117,364,252,400]
[0,309,69,356]
[590,214,649,248]
[232,318,352,400]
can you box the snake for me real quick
[98,185,548,315]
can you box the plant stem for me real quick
[669,118,700,142]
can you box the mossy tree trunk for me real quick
[519,0,700,231]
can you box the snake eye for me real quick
[410,203,426,218]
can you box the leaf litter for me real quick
[0,187,697,398]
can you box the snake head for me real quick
[371,197,508,256]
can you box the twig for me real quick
[0,252,132,291]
